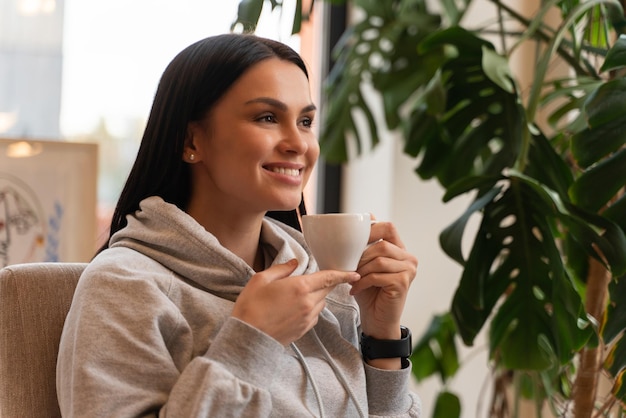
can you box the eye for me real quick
[301,116,314,128]
[256,114,277,123]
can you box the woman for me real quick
[57,33,421,417]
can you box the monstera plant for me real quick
[234,0,626,416]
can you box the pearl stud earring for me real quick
[189,154,195,161]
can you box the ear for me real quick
[183,121,203,163]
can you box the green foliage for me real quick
[603,276,626,402]
[313,2,626,410]
[432,390,461,418]
[410,313,459,383]
[231,0,314,35]
[322,0,443,162]
[232,0,265,32]
[406,27,522,188]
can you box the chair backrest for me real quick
[0,262,87,418]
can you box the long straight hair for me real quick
[98,34,309,254]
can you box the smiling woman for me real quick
[55,32,422,417]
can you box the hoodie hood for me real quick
[109,196,317,301]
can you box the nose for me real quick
[278,124,310,155]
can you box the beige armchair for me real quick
[0,262,86,418]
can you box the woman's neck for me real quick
[186,201,265,270]
[215,223,264,270]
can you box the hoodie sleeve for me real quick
[364,362,422,417]
[56,261,284,418]
[325,285,422,417]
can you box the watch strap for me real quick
[360,326,412,360]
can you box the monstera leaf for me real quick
[444,172,599,370]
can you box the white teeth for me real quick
[270,167,300,177]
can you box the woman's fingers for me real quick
[350,266,413,295]
[359,239,416,277]
[234,261,360,345]
[352,236,417,295]
[368,221,407,250]
[306,270,361,293]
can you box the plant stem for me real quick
[572,255,611,418]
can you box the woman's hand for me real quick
[232,259,360,346]
[350,218,418,341]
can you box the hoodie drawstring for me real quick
[311,328,366,418]
[291,331,367,418]
[291,342,326,418]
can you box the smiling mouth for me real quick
[267,167,301,177]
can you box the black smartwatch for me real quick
[360,326,412,363]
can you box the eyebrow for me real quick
[245,97,317,113]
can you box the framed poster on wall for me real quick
[0,138,98,267]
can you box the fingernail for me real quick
[348,272,360,281]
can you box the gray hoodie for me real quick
[56,196,421,417]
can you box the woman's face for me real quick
[186,58,319,217]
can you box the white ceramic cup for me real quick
[301,213,371,271]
